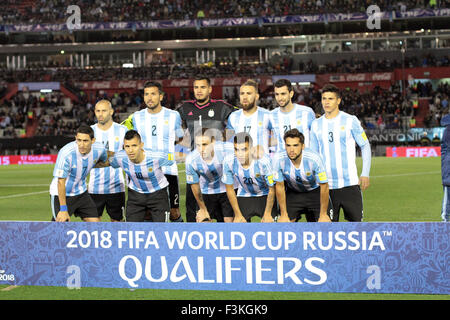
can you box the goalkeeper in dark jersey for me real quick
[176,75,237,222]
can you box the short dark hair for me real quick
[194,74,211,86]
[143,81,163,94]
[274,79,293,92]
[233,132,253,147]
[124,130,141,142]
[241,79,259,93]
[284,128,305,144]
[194,127,223,142]
[321,84,341,98]
[76,124,94,139]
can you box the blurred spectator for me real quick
[0,0,442,25]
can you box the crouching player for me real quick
[104,130,174,222]
[185,128,235,222]
[274,128,332,223]
[222,132,277,223]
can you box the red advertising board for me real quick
[386,147,441,158]
[0,154,57,166]
[393,66,450,80]
[75,76,273,91]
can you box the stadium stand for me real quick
[0,0,449,156]
[1,0,446,24]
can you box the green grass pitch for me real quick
[0,157,449,300]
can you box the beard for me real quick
[195,95,209,104]
[288,151,302,162]
[241,98,256,111]
[277,100,290,108]
[146,102,159,110]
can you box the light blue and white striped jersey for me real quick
[50,141,107,196]
[226,107,272,155]
[88,123,128,194]
[222,153,275,197]
[309,111,369,189]
[273,149,328,192]
[130,107,184,175]
[270,103,316,151]
[185,141,235,194]
[110,149,174,194]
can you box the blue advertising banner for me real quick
[1,9,449,33]
[0,221,448,294]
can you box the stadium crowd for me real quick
[2,53,450,84]
[1,80,449,141]
[1,0,443,25]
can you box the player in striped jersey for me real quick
[227,79,272,155]
[270,79,316,151]
[185,128,235,222]
[88,100,128,222]
[222,132,277,223]
[121,81,184,222]
[108,130,174,222]
[273,129,332,223]
[50,124,107,222]
[310,84,371,222]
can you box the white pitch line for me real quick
[0,184,48,187]
[0,190,48,200]
[1,285,19,291]
[371,171,440,178]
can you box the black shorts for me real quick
[51,192,98,221]
[165,174,180,209]
[286,187,333,222]
[237,195,278,222]
[126,187,170,222]
[203,192,234,222]
[329,185,363,222]
[89,192,125,221]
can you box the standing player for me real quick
[440,113,450,222]
[273,129,332,223]
[227,79,272,155]
[177,74,236,222]
[271,79,316,151]
[310,84,371,222]
[222,132,277,223]
[50,124,107,222]
[88,99,128,222]
[185,128,235,222]
[122,81,184,222]
[107,130,174,222]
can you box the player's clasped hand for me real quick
[56,211,70,222]
[260,215,274,223]
[318,215,331,222]
[233,215,247,223]
[196,208,212,222]
[277,215,291,223]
